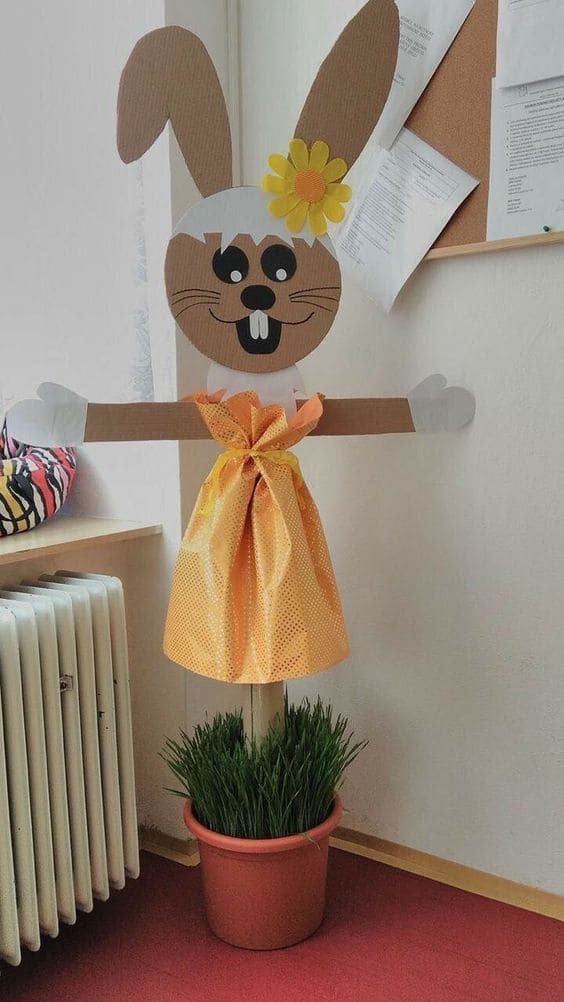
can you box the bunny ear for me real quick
[117,26,232,197]
[295,0,399,171]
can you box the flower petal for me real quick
[323,158,348,183]
[308,140,330,172]
[322,197,346,223]
[268,193,302,218]
[268,153,296,180]
[286,199,309,233]
[261,174,289,194]
[308,204,328,236]
[289,138,309,171]
[327,182,352,203]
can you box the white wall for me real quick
[0,0,189,836]
[236,0,564,893]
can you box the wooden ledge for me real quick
[0,516,162,567]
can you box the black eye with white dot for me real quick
[212,246,249,284]
[261,244,297,283]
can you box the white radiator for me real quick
[0,572,139,967]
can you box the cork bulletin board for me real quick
[408,0,564,260]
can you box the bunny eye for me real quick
[212,246,249,284]
[261,244,297,283]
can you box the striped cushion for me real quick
[0,423,76,537]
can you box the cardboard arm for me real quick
[315,398,414,436]
[83,398,415,442]
[84,401,210,442]
[7,377,471,445]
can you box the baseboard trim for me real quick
[330,826,564,922]
[139,827,200,868]
[138,824,563,922]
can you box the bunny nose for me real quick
[241,285,276,311]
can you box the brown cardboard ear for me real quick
[117,26,232,197]
[295,0,399,171]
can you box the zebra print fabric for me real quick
[0,422,76,537]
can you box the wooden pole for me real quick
[243,682,285,742]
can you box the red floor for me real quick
[1,849,562,1001]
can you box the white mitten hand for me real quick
[6,383,88,447]
[407,374,475,433]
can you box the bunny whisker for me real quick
[171,287,220,300]
[173,292,221,306]
[289,293,340,303]
[289,286,341,297]
[174,301,219,319]
[290,299,335,313]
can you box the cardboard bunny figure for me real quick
[116,10,398,416]
[8,2,474,702]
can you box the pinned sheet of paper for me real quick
[373,0,475,150]
[335,129,478,312]
[487,77,564,241]
[497,0,564,89]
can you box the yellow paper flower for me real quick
[261,139,352,237]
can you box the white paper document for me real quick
[497,0,564,88]
[487,77,564,240]
[373,0,475,149]
[336,130,479,312]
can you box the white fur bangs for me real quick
[173,186,337,257]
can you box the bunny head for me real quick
[117,2,399,375]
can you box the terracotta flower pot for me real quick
[184,796,343,950]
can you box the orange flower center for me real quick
[294,169,327,204]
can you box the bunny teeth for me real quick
[249,310,269,341]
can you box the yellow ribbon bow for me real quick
[199,447,305,519]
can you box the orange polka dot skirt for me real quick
[163,391,349,683]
